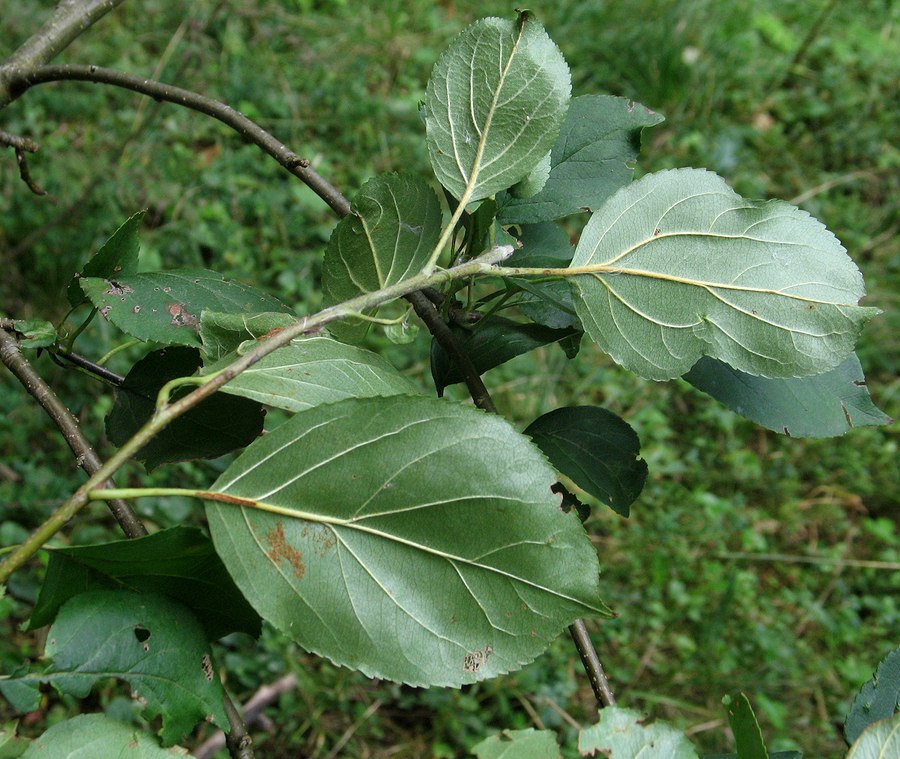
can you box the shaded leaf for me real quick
[578,707,699,757]
[498,95,664,224]
[10,320,56,350]
[430,316,578,395]
[685,354,891,438]
[206,395,607,687]
[6,591,227,746]
[67,210,144,308]
[845,648,900,745]
[425,13,570,202]
[723,693,768,759]
[203,336,419,412]
[472,728,561,759]
[106,347,264,469]
[21,714,188,758]
[199,310,297,363]
[322,173,442,341]
[846,713,900,759]
[0,722,29,759]
[524,407,647,517]
[28,526,260,641]
[569,169,878,380]
[80,269,290,347]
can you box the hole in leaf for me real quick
[134,625,151,643]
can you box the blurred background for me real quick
[1,1,897,756]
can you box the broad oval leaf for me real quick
[205,395,607,687]
[80,269,291,347]
[21,714,188,758]
[847,712,900,759]
[524,407,647,517]
[204,335,420,412]
[578,707,699,758]
[685,353,891,438]
[425,13,571,203]
[199,310,297,362]
[322,173,442,341]
[497,95,664,224]
[471,728,561,759]
[569,169,879,380]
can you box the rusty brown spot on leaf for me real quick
[260,327,286,340]
[168,303,200,329]
[266,522,306,579]
[201,654,214,682]
[196,491,257,507]
[463,645,493,673]
[104,280,134,296]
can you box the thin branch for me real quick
[221,691,254,759]
[569,620,616,707]
[15,148,50,197]
[0,327,146,538]
[0,129,39,152]
[7,64,351,217]
[55,349,125,385]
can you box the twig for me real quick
[221,690,254,759]
[55,349,125,385]
[0,327,146,538]
[323,698,385,759]
[570,619,616,707]
[0,128,39,152]
[15,148,50,197]
[714,551,899,571]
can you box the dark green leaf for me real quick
[80,269,290,347]
[497,95,664,224]
[206,395,608,687]
[723,693,768,759]
[199,310,297,363]
[685,354,891,438]
[203,336,419,412]
[28,526,260,641]
[8,591,227,746]
[471,728,561,758]
[11,320,56,350]
[106,347,264,469]
[21,714,187,758]
[67,210,145,308]
[578,707,699,757]
[431,316,578,395]
[845,647,900,745]
[524,407,647,517]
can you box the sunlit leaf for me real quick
[569,169,878,380]
[578,707,699,757]
[206,395,607,687]
[21,714,188,758]
[425,13,570,203]
[472,728,561,759]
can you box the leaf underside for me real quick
[578,707,699,758]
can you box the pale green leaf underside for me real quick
[570,169,878,380]
[471,728,562,759]
[847,712,900,759]
[206,395,606,687]
[21,714,188,758]
[578,707,699,758]
[204,336,419,412]
[425,14,571,202]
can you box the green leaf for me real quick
[199,310,297,363]
[509,151,552,199]
[67,210,145,308]
[524,407,647,517]
[0,722,29,759]
[578,707,699,757]
[845,648,900,745]
[430,317,578,395]
[7,591,227,746]
[21,714,188,758]
[472,728,561,759]
[569,169,879,380]
[106,347,264,469]
[80,268,291,347]
[203,336,420,412]
[28,526,260,641]
[425,13,571,203]
[685,354,892,438]
[322,173,442,341]
[723,693,768,759]
[846,712,900,759]
[10,320,56,350]
[498,95,664,224]
[205,395,607,687]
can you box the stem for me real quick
[569,620,616,707]
[0,327,147,538]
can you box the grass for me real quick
[1,1,897,757]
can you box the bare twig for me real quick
[0,129,39,152]
[570,619,616,707]
[55,349,125,385]
[0,327,146,538]
[15,147,50,196]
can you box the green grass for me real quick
[1,1,897,757]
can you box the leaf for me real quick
[578,707,699,757]
[472,728,562,759]
[425,13,571,203]
[6,591,227,746]
[21,714,188,758]
[199,310,297,362]
[723,693,768,759]
[322,173,442,341]
[80,269,291,347]
[106,347,264,469]
[0,722,29,759]
[685,354,892,438]
[430,316,578,395]
[845,647,900,745]
[846,712,900,759]
[524,407,647,517]
[498,95,665,224]
[28,526,261,641]
[67,210,144,308]
[569,169,879,380]
[10,320,56,350]
[203,336,420,412]
[205,395,607,687]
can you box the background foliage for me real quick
[1,1,896,756]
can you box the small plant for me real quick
[0,5,894,757]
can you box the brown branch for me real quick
[0,129,39,152]
[15,148,50,197]
[0,327,147,538]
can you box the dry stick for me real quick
[0,327,147,538]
